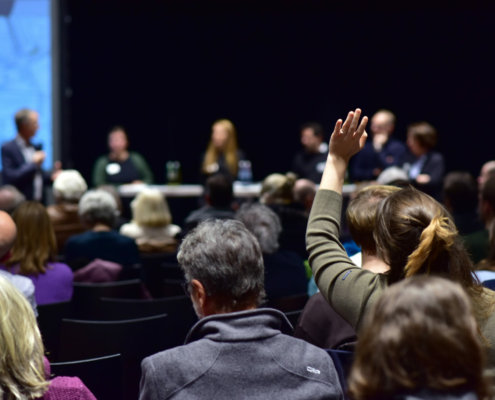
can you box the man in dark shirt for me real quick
[291,122,328,184]
[350,109,406,181]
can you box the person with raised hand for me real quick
[307,108,495,374]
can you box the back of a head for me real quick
[131,188,171,228]
[482,177,495,212]
[0,185,25,215]
[206,175,233,208]
[0,275,48,399]
[346,185,401,255]
[79,190,118,228]
[235,203,282,254]
[407,121,438,150]
[8,202,57,275]
[348,276,489,400]
[260,173,296,205]
[178,219,265,310]
[293,179,316,204]
[14,108,34,131]
[443,172,478,214]
[53,170,88,203]
[0,211,17,260]
[374,187,474,287]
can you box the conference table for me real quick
[118,182,357,198]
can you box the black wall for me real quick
[65,1,495,186]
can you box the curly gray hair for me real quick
[78,190,119,228]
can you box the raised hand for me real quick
[329,108,368,164]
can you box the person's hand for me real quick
[131,180,144,185]
[329,109,368,165]
[372,133,388,151]
[32,151,46,166]
[51,161,62,181]
[416,174,431,184]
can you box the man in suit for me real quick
[1,109,60,201]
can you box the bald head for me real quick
[479,161,495,189]
[370,110,395,137]
[0,211,16,259]
[0,186,25,214]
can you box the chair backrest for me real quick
[326,349,355,400]
[37,301,72,362]
[266,293,309,313]
[50,354,122,400]
[161,263,184,280]
[483,279,495,291]
[118,264,143,281]
[60,314,168,400]
[72,279,142,319]
[284,309,303,329]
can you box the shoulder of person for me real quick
[129,151,147,162]
[1,139,17,150]
[165,224,182,237]
[47,376,96,400]
[120,222,142,238]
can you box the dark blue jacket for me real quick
[1,139,49,200]
[401,150,445,200]
[351,138,407,181]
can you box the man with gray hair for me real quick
[139,219,343,400]
[0,185,25,214]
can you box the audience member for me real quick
[0,275,96,399]
[474,219,495,283]
[139,219,343,400]
[294,185,396,350]
[236,203,308,299]
[348,276,491,400]
[184,174,235,234]
[65,190,140,269]
[375,166,409,187]
[0,210,37,314]
[351,109,406,181]
[0,184,25,214]
[260,173,308,258]
[1,108,61,201]
[47,170,88,251]
[402,121,445,200]
[308,109,495,373]
[443,172,484,236]
[464,177,495,264]
[98,184,128,230]
[92,126,154,187]
[120,189,181,252]
[201,119,246,182]
[0,202,73,305]
[293,178,316,216]
[291,122,328,183]
[478,160,495,190]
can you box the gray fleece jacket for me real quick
[139,308,343,400]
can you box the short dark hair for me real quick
[205,175,233,208]
[178,219,265,309]
[407,122,437,150]
[108,126,129,143]
[482,177,495,211]
[443,172,478,214]
[300,122,323,138]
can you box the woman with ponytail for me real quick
[307,109,495,373]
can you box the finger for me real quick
[341,111,354,134]
[348,108,362,135]
[332,119,343,136]
[359,130,368,149]
[354,116,369,139]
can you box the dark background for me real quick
[61,1,495,186]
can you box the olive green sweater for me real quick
[92,152,154,187]
[307,189,495,371]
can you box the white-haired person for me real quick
[0,274,96,399]
[47,170,88,251]
[120,189,181,252]
[65,190,140,269]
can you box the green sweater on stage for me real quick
[92,152,154,187]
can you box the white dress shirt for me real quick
[15,135,43,201]
[0,269,37,316]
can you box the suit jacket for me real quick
[1,139,50,200]
[402,150,445,200]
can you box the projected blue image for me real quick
[0,0,52,169]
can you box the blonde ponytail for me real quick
[404,216,457,277]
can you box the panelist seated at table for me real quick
[350,109,406,181]
[92,126,154,187]
[201,119,247,182]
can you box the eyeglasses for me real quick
[181,282,191,297]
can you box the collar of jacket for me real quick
[185,308,293,344]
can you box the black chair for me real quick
[72,279,142,319]
[51,354,123,400]
[37,301,72,362]
[60,314,168,400]
[140,251,178,265]
[326,349,354,400]
[118,264,143,281]
[99,296,198,347]
[141,253,179,297]
[284,309,303,329]
[161,263,184,280]
[265,293,309,313]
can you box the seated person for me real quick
[260,173,308,259]
[402,121,445,200]
[465,177,495,264]
[291,122,328,184]
[294,185,396,350]
[0,184,25,214]
[120,189,181,252]
[1,202,73,305]
[92,126,154,187]
[47,170,88,251]
[184,174,235,234]
[65,190,140,269]
[293,178,316,217]
[351,109,406,181]
[348,276,490,400]
[443,172,484,236]
[236,203,308,299]
[478,160,495,190]
[139,219,343,400]
[0,275,96,399]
